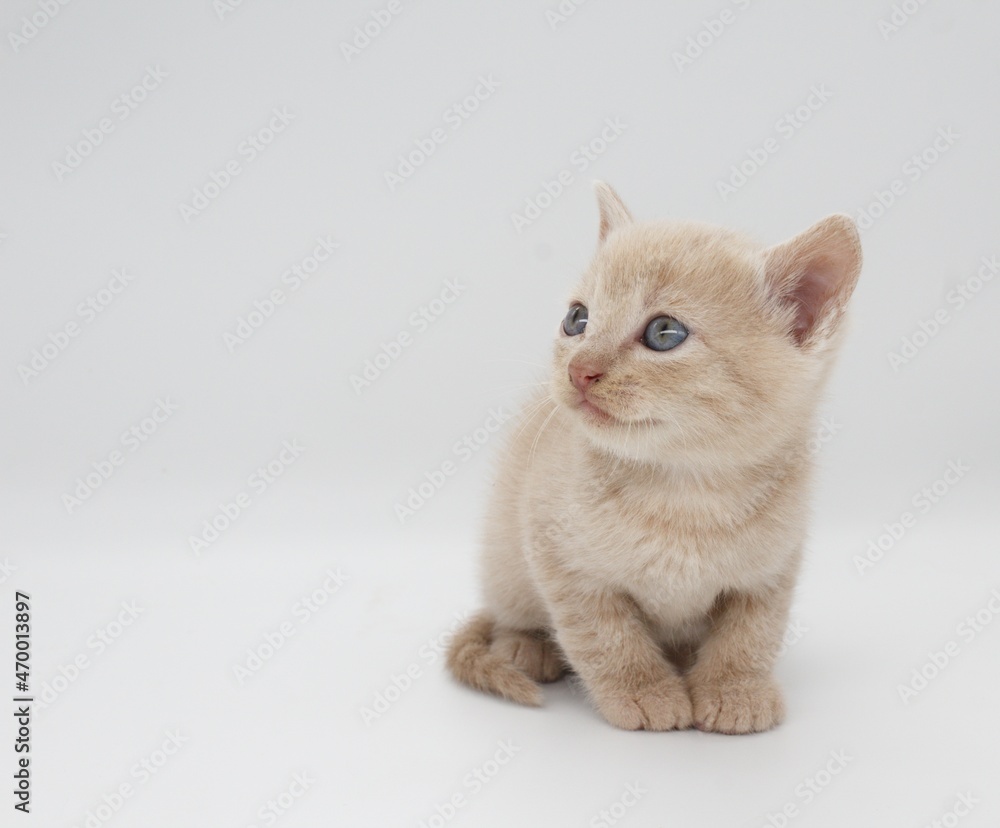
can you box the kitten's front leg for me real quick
[687,571,796,734]
[548,587,692,731]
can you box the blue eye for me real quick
[563,304,588,336]
[642,316,688,351]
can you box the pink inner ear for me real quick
[767,216,861,346]
[788,259,838,344]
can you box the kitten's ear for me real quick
[593,181,633,243]
[763,214,862,348]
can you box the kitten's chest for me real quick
[581,509,727,618]
[561,476,792,618]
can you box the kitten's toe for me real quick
[690,674,785,734]
[594,677,693,731]
[492,629,567,683]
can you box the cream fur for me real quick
[446,183,862,733]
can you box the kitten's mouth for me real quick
[572,392,660,429]
[575,395,617,424]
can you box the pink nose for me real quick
[569,361,604,392]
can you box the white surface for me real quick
[1,1,999,826]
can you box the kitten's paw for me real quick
[689,674,785,734]
[492,629,566,683]
[593,678,694,731]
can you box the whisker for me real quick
[510,394,554,446]
[529,404,559,467]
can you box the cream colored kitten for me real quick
[447,182,862,733]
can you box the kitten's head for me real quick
[551,182,862,467]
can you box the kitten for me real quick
[447,182,862,732]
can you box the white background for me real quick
[2,1,999,826]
